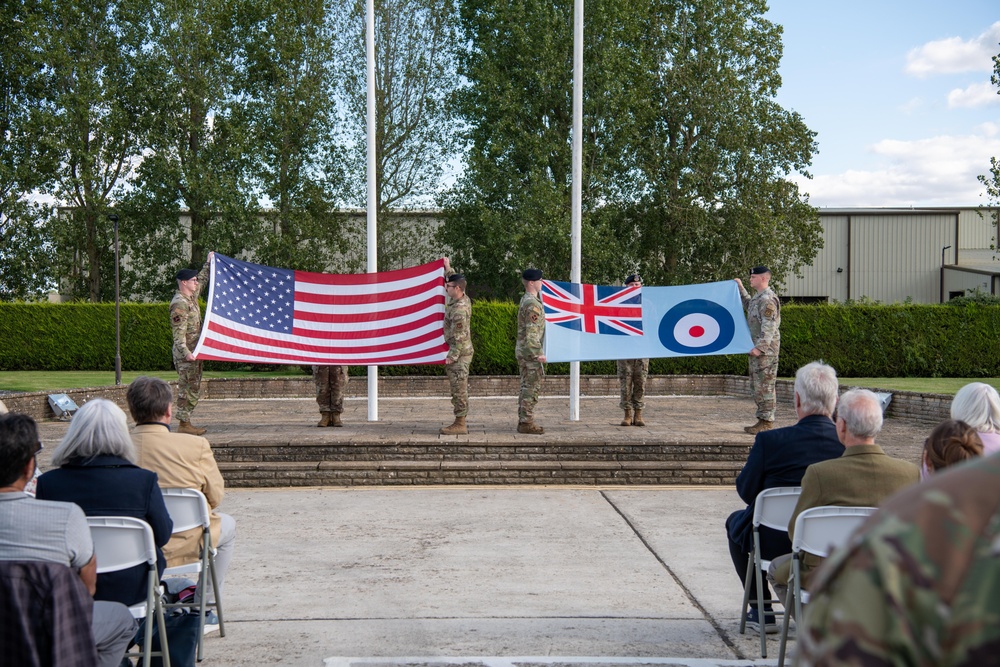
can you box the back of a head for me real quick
[924,419,983,473]
[950,382,1000,434]
[0,413,40,487]
[51,398,136,467]
[838,389,883,440]
[794,361,839,417]
[126,375,173,424]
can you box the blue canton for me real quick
[211,256,296,333]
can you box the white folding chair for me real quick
[738,486,802,658]
[777,505,877,667]
[161,487,225,662]
[88,516,171,667]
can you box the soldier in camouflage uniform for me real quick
[170,254,212,435]
[313,365,348,427]
[798,451,1000,667]
[736,266,781,434]
[441,258,474,435]
[516,268,546,434]
[617,273,649,427]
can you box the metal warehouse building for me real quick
[784,207,1000,304]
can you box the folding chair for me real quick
[777,505,876,667]
[738,486,802,658]
[88,516,171,667]
[161,487,225,662]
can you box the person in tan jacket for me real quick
[126,376,236,617]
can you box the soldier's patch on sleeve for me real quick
[764,304,777,319]
[530,313,539,322]
[172,315,182,324]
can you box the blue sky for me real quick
[765,0,1000,207]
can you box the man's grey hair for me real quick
[950,382,1000,434]
[794,361,839,417]
[837,389,883,440]
[51,398,136,466]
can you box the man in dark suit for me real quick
[726,361,845,633]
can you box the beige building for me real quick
[784,207,1000,304]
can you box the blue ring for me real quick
[658,299,736,354]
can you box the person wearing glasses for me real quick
[171,253,213,435]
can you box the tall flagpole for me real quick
[366,0,379,421]
[570,0,583,421]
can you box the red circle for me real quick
[689,325,705,338]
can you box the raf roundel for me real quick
[658,299,736,354]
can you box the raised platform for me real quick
[29,377,934,487]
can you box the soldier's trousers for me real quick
[617,358,649,410]
[174,357,203,422]
[314,365,348,414]
[749,353,779,421]
[517,359,544,422]
[446,355,472,417]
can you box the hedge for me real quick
[2,301,999,377]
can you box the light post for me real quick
[109,214,122,385]
[940,244,952,303]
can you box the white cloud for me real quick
[795,130,1000,207]
[948,81,1000,108]
[905,21,1000,77]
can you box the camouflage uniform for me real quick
[313,365,348,415]
[170,261,210,422]
[443,284,474,418]
[739,283,781,421]
[516,291,546,423]
[617,358,649,410]
[798,452,1000,667]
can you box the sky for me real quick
[765,0,1000,208]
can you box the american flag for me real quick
[541,280,643,336]
[192,255,449,365]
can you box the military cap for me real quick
[624,273,641,285]
[522,268,543,281]
[445,273,465,283]
[176,268,198,281]
[750,266,770,275]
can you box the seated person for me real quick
[921,419,982,480]
[0,413,136,667]
[127,376,236,611]
[725,361,845,634]
[949,382,1000,455]
[768,389,919,602]
[36,399,173,607]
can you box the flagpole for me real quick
[366,0,379,421]
[569,0,583,421]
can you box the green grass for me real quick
[2,370,997,396]
[0,369,309,393]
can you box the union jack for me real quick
[541,280,643,336]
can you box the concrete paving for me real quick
[28,393,934,666]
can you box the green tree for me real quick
[332,0,459,270]
[979,51,1000,217]
[442,0,821,297]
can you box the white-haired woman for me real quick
[36,398,173,608]
[950,382,1000,456]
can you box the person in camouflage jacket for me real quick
[170,253,212,435]
[616,273,649,427]
[798,451,1000,667]
[736,266,781,435]
[516,268,546,434]
[441,258,474,435]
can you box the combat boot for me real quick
[744,419,774,435]
[317,412,332,427]
[330,413,343,427]
[517,421,544,435]
[178,420,207,436]
[621,408,632,427]
[632,409,645,427]
[440,416,468,435]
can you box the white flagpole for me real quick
[570,0,583,421]
[366,0,379,421]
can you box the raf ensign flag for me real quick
[541,279,754,362]
[192,254,449,365]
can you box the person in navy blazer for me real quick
[725,361,845,631]
[37,399,173,608]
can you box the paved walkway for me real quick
[29,394,934,666]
